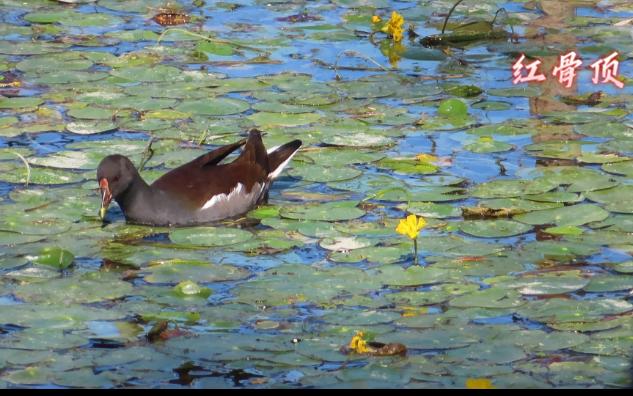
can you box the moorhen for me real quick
[97,129,302,226]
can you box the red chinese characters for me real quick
[589,51,624,89]
[552,51,582,88]
[512,54,546,84]
[511,51,625,88]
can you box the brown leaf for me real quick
[146,320,168,343]
[152,13,190,26]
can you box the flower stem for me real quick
[413,237,419,265]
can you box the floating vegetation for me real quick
[0,0,632,390]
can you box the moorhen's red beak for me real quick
[99,178,112,220]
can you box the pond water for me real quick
[1,0,633,389]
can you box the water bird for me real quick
[97,129,301,226]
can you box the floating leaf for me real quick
[288,164,361,182]
[464,137,513,153]
[280,201,365,221]
[471,178,558,199]
[143,259,249,284]
[175,98,250,116]
[514,204,609,227]
[438,98,468,118]
[195,41,235,57]
[169,227,253,247]
[487,271,590,295]
[33,247,74,270]
[172,280,212,298]
[459,220,532,238]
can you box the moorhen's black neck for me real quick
[115,173,153,222]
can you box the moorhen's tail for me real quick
[267,139,302,180]
[240,129,270,172]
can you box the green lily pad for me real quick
[386,283,479,306]
[333,80,396,99]
[24,10,123,26]
[514,204,609,227]
[319,236,373,251]
[459,220,532,238]
[438,98,468,118]
[464,137,513,153]
[247,205,280,220]
[248,112,322,127]
[517,298,633,323]
[0,329,88,352]
[449,287,525,308]
[0,231,46,246]
[143,259,250,284]
[31,70,108,84]
[609,261,633,274]
[377,264,451,286]
[584,275,633,292]
[473,198,562,213]
[14,272,133,304]
[0,163,85,185]
[175,98,250,116]
[67,106,113,120]
[0,97,43,109]
[525,192,583,204]
[280,201,365,221]
[300,148,385,166]
[295,221,342,238]
[329,244,409,265]
[377,158,438,174]
[403,202,462,219]
[586,185,633,213]
[195,41,235,57]
[169,227,253,247]
[321,132,393,148]
[110,65,183,82]
[488,86,541,97]
[487,271,590,295]
[33,247,74,270]
[28,151,96,169]
[602,160,633,177]
[471,178,558,198]
[471,101,511,111]
[382,327,479,350]
[288,164,361,182]
[66,121,117,135]
[544,225,584,236]
[172,280,212,298]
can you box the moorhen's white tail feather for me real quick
[267,139,302,180]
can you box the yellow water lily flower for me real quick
[396,214,426,240]
[465,378,495,389]
[415,153,438,163]
[348,331,370,353]
[381,11,404,42]
[371,15,382,24]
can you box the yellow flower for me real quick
[415,153,438,163]
[381,11,404,42]
[348,331,370,353]
[371,15,381,24]
[465,378,495,389]
[396,214,426,240]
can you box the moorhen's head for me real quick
[96,154,139,220]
